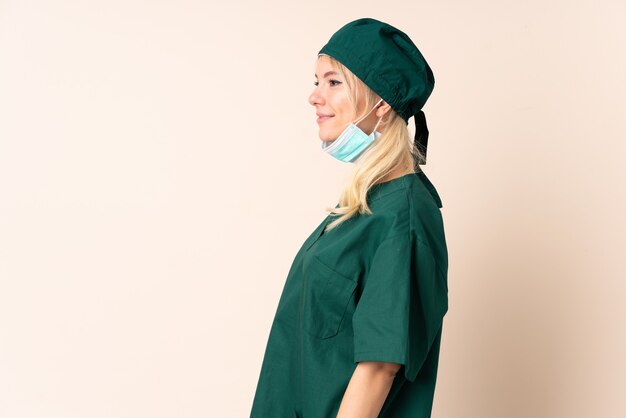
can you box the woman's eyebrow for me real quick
[314,70,339,79]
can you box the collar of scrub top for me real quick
[416,169,442,208]
[318,17,435,166]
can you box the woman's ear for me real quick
[376,101,392,118]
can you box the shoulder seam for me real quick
[378,228,430,248]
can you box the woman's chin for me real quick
[319,131,338,142]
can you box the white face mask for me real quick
[321,98,384,163]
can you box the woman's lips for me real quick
[317,115,333,124]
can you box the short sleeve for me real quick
[352,231,448,382]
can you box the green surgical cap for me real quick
[318,17,435,165]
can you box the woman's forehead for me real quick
[315,55,336,72]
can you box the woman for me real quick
[250,18,449,418]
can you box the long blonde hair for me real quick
[318,55,425,232]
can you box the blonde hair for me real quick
[317,55,425,233]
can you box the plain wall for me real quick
[1,1,625,417]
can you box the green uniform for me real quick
[250,171,448,418]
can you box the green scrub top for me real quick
[250,171,448,418]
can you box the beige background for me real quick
[1,1,625,417]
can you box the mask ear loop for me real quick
[372,114,383,134]
[354,98,385,126]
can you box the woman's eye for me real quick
[313,80,342,87]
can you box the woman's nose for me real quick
[309,88,325,107]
